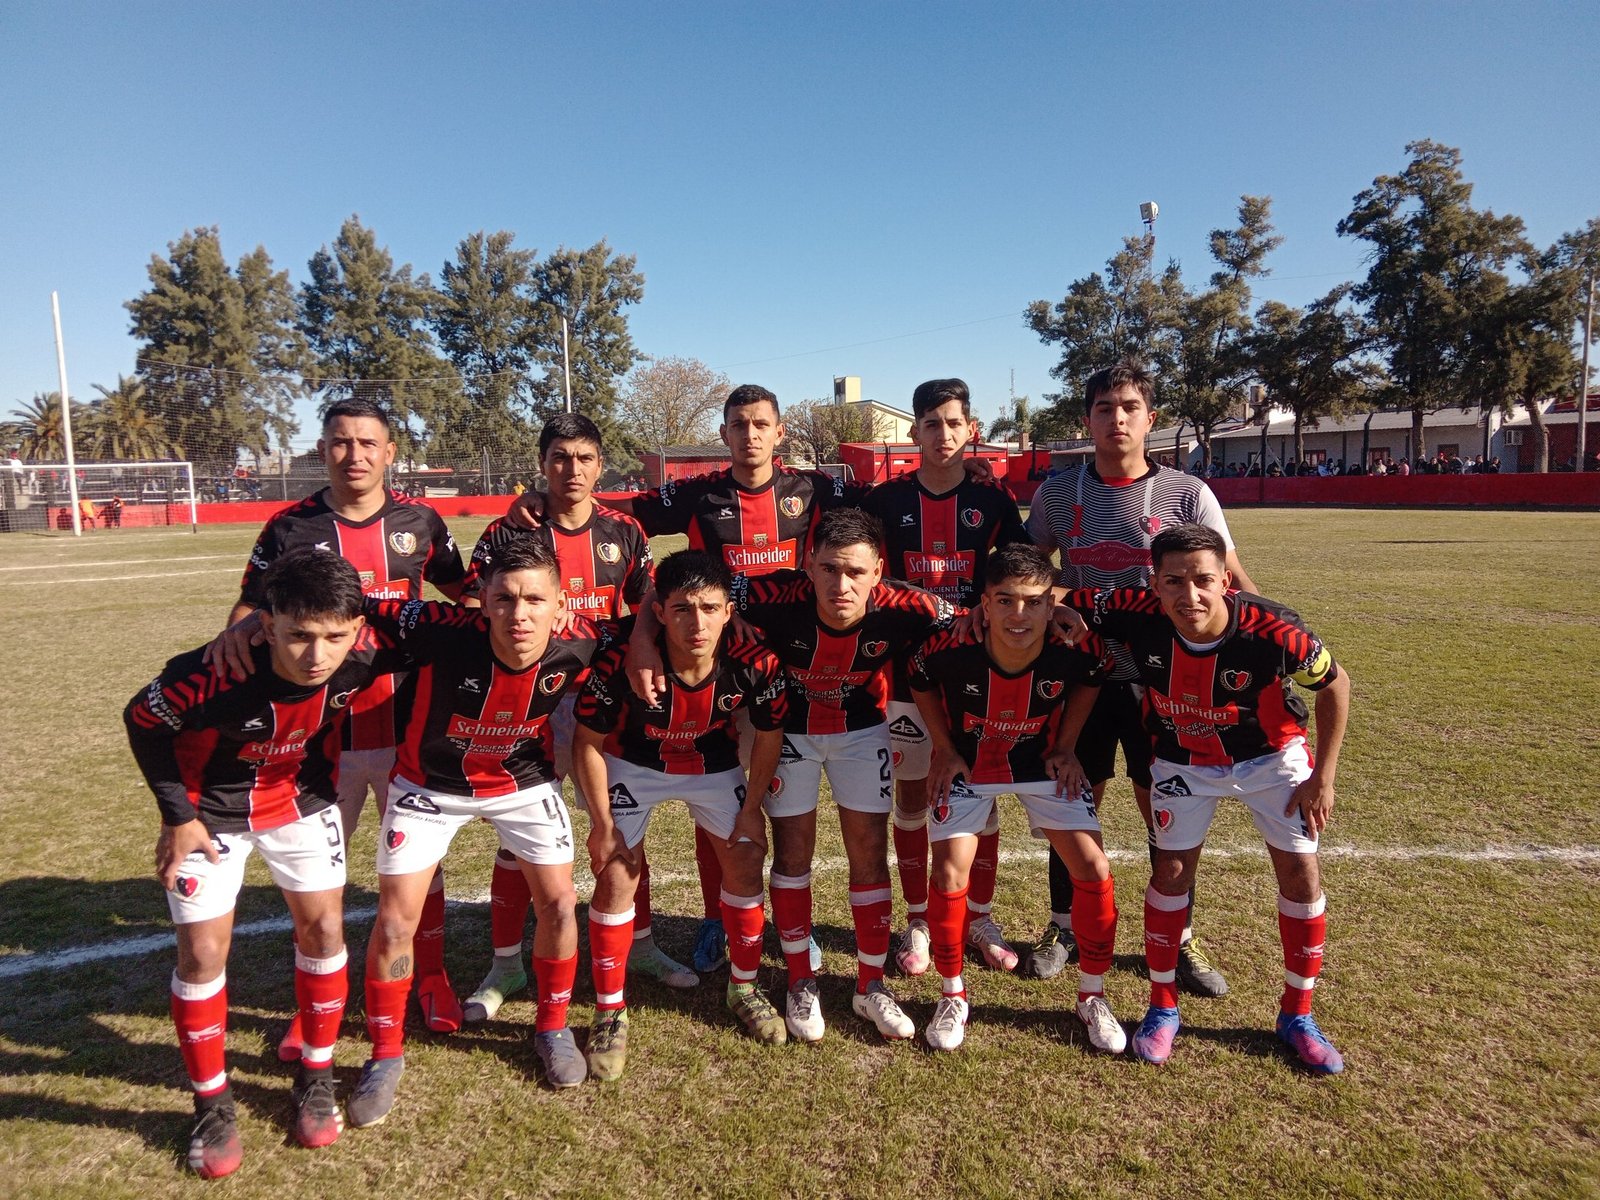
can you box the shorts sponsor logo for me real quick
[394,791,441,815]
[949,778,977,797]
[1152,776,1192,799]
[389,531,418,556]
[718,692,743,711]
[385,829,407,850]
[174,876,203,899]
[778,738,803,764]
[608,783,639,810]
[888,714,925,740]
[1037,679,1064,700]
[539,670,568,696]
[1220,669,1252,691]
[862,640,888,658]
[596,541,621,564]
[961,507,983,529]
[780,496,804,518]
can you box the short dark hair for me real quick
[261,548,364,621]
[539,412,604,459]
[984,543,1055,590]
[321,396,395,437]
[911,378,971,420]
[1150,522,1227,572]
[483,533,561,585]
[724,384,780,422]
[655,550,733,603]
[811,507,884,558]
[1083,359,1155,417]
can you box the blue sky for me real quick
[3,2,1596,446]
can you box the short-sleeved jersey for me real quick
[1027,461,1235,681]
[238,488,467,749]
[463,505,652,619]
[365,600,607,797]
[631,466,867,575]
[733,571,956,736]
[576,619,788,774]
[1066,586,1339,767]
[124,637,405,834]
[863,474,1030,607]
[909,627,1113,785]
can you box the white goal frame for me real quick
[14,461,199,534]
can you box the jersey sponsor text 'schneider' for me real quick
[463,505,652,619]
[864,473,1029,608]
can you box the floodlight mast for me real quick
[1140,201,1159,251]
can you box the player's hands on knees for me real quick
[1050,605,1088,646]
[729,804,769,855]
[926,747,971,809]
[507,490,546,530]
[203,612,265,680]
[1287,771,1336,837]
[625,634,666,706]
[1045,748,1088,799]
[586,822,633,877]
[157,820,218,891]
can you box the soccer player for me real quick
[1064,523,1350,1072]
[217,397,468,1052]
[572,551,791,1073]
[910,545,1125,1052]
[734,508,954,1042]
[125,550,399,1178]
[860,378,1030,977]
[457,414,689,1020]
[1025,360,1255,995]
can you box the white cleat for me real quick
[895,919,931,976]
[1076,994,1129,1055]
[785,977,826,1043]
[628,936,700,989]
[967,914,1019,972]
[924,994,970,1052]
[851,979,915,1040]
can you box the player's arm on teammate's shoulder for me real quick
[1224,549,1259,594]
[203,601,267,680]
[503,488,547,529]
[622,589,667,705]
[573,724,631,873]
[124,671,220,888]
[912,682,970,807]
[1288,651,1349,837]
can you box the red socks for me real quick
[415,868,447,977]
[927,883,969,996]
[293,949,348,1067]
[966,821,1001,919]
[770,871,814,985]
[532,953,578,1032]
[1144,885,1189,1008]
[365,974,412,1060]
[1070,875,1118,996]
[588,908,633,1013]
[489,851,531,954]
[721,892,767,984]
[1278,893,1327,1015]
[849,883,893,993]
[892,802,930,920]
[693,826,723,921]
[170,971,229,1095]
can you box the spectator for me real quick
[106,496,124,527]
[78,497,97,530]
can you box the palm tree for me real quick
[88,376,176,461]
[9,393,87,461]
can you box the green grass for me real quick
[0,510,1597,1199]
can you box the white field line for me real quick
[1,842,1596,982]
[0,555,237,571]
[0,567,240,586]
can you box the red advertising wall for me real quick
[1206,473,1600,508]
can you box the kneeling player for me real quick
[1066,523,1351,1072]
[350,536,608,1125]
[125,550,400,1178]
[910,545,1126,1052]
[572,551,790,1073]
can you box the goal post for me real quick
[3,461,199,533]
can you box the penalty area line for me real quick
[1,842,1595,982]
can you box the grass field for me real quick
[1,508,1597,1199]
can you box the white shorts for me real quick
[166,806,347,925]
[1147,740,1317,854]
[765,725,895,818]
[378,776,575,875]
[929,780,1101,843]
[604,757,748,849]
[885,700,931,782]
[334,746,396,836]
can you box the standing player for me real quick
[125,551,399,1178]
[1025,361,1255,995]
[909,545,1124,1052]
[572,551,791,1075]
[348,536,608,1126]
[734,508,955,1042]
[1064,523,1350,1072]
[219,397,468,1049]
[456,414,688,1019]
[860,378,1029,977]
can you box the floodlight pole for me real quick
[1578,274,1594,469]
[562,316,573,413]
[52,292,82,537]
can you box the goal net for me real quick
[1,461,198,533]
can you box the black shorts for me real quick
[1074,680,1153,789]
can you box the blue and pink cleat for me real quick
[1276,1012,1345,1074]
[1132,1005,1180,1065]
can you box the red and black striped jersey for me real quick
[631,466,868,575]
[1066,587,1340,767]
[576,620,788,774]
[863,474,1029,607]
[909,626,1112,785]
[124,637,405,834]
[364,600,607,797]
[463,505,652,619]
[733,571,957,735]
[238,488,466,752]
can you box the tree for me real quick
[617,356,730,448]
[87,376,178,461]
[1337,141,1531,461]
[784,399,884,467]
[1248,285,1377,466]
[8,392,87,461]
[126,227,307,471]
[299,215,460,456]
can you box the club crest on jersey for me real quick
[862,640,888,658]
[385,829,407,851]
[330,688,357,709]
[1220,669,1252,691]
[539,670,568,696]
[389,531,418,556]
[174,875,203,899]
[718,693,743,712]
[596,541,621,564]
[961,507,983,529]
[1141,515,1163,536]
[1037,679,1064,700]
[780,496,804,518]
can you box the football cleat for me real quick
[187,1095,242,1180]
[726,982,787,1045]
[1076,994,1128,1055]
[464,956,528,1023]
[1276,1012,1345,1075]
[1132,1005,1180,1065]
[346,1056,404,1128]
[784,978,826,1043]
[809,935,823,974]
[692,918,729,973]
[628,937,700,989]
[291,1069,343,1148]
[1024,921,1077,980]
[534,1028,588,1089]
[1177,938,1230,998]
[276,1011,306,1062]
[924,994,969,1052]
[851,980,915,1040]
[586,1010,629,1082]
[966,914,1019,972]
[894,919,931,976]
[416,971,463,1032]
